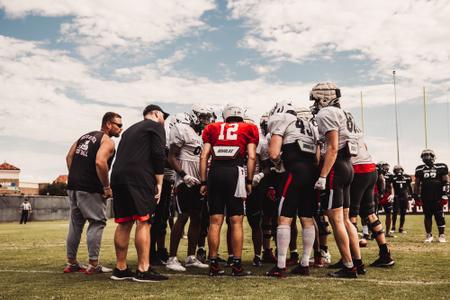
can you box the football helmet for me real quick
[309,82,341,113]
[296,107,313,121]
[421,149,435,166]
[222,103,244,122]
[269,101,296,117]
[260,111,270,135]
[393,165,404,175]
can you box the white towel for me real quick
[234,166,247,198]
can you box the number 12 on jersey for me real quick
[218,123,239,140]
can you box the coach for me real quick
[110,104,170,283]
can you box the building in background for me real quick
[0,162,20,195]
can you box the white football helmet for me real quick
[222,103,244,122]
[296,107,313,121]
[269,101,296,116]
[310,82,341,113]
[191,104,213,125]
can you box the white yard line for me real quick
[0,269,446,285]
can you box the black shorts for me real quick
[175,183,202,214]
[246,175,277,219]
[278,160,318,218]
[350,170,377,218]
[207,164,244,217]
[112,184,156,223]
[393,194,408,215]
[320,157,354,210]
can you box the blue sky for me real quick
[0,0,449,181]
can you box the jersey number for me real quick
[218,123,239,141]
[343,111,360,133]
[295,120,313,137]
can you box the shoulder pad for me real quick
[268,113,296,136]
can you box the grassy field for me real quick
[0,215,449,300]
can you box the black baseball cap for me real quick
[143,104,170,120]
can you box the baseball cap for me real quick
[143,104,170,120]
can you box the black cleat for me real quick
[354,261,367,275]
[328,259,344,269]
[291,264,310,276]
[231,264,252,276]
[132,268,169,282]
[266,266,286,278]
[370,254,395,267]
[225,256,234,268]
[328,266,357,279]
[252,255,262,267]
[209,263,225,276]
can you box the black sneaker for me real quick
[266,266,286,278]
[110,267,135,281]
[196,248,207,264]
[209,263,225,276]
[370,254,395,267]
[328,259,344,269]
[354,261,367,275]
[132,268,169,282]
[252,256,262,267]
[231,264,252,276]
[328,266,357,278]
[291,264,310,276]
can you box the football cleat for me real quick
[438,234,446,243]
[370,253,395,267]
[165,257,186,272]
[424,233,433,243]
[328,266,357,279]
[291,265,310,276]
[252,255,262,267]
[265,266,286,278]
[231,264,252,277]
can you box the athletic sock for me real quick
[362,225,369,236]
[353,258,363,266]
[343,261,354,268]
[233,257,242,267]
[379,243,389,255]
[320,245,328,253]
[301,226,315,267]
[276,224,291,269]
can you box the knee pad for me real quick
[369,220,383,239]
[369,219,381,229]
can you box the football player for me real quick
[391,165,413,233]
[377,162,395,237]
[414,149,448,243]
[165,106,213,271]
[265,102,318,277]
[310,82,362,278]
[347,111,395,267]
[200,103,259,276]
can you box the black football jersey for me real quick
[391,174,412,195]
[415,163,448,192]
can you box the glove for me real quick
[314,177,327,191]
[183,174,200,188]
[252,172,265,186]
[440,195,448,207]
[270,162,286,173]
[387,194,394,203]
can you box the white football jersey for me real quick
[169,123,203,183]
[351,126,374,165]
[268,113,317,153]
[316,106,358,155]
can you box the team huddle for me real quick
[64,82,449,283]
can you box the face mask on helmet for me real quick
[382,164,390,174]
[393,166,403,175]
[309,82,341,112]
[421,149,435,166]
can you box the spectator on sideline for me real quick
[64,112,122,274]
[19,199,32,224]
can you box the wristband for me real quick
[178,170,187,178]
[246,178,253,185]
[103,186,111,190]
[200,181,207,186]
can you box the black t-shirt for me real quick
[67,131,114,193]
[111,119,166,188]
[415,163,448,193]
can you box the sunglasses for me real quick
[111,121,123,128]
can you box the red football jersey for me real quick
[202,121,259,159]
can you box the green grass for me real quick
[0,215,449,299]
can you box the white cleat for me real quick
[165,257,186,272]
[438,234,446,243]
[424,234,433,243]
[320,249,331,264]
[185,255,209,269]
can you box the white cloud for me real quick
[228,0,450,85]
[0,0,215,58]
